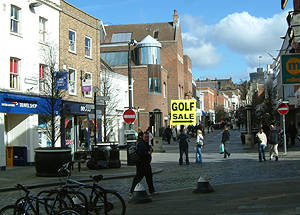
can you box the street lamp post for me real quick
[128,39,137,110]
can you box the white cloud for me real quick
[181,11,288,72]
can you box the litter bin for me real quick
[13,146,27,166]
[87,144,121,169]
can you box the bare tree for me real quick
[99,67,121,142]
[39,44,66,147]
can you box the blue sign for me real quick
[55,71,68,90]
[0,92,61,115]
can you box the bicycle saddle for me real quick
[91,174,103,182]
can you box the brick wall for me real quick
[59,0,101,104]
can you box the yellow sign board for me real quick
[170,99,196,125]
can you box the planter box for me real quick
[34,148,72,177]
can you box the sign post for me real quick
[123,109,136,124]
[170,100,196,125]
[277,102,289,154]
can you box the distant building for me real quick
[250,68,264,84]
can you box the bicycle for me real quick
[0,184,80,215]
[44,162,126,215]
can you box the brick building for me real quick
[101,10,192,132]
[59,0,105,151]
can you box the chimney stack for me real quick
[173,9,179,28]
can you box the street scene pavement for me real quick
[1,128,300,214]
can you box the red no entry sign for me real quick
[277,103,289,115]
[123,109,136,124]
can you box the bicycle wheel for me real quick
[15,197,36,215]
[0,205,23,215]
[93,191,126,215]
[38,190,72,214]
[57,209,81,215]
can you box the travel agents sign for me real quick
[170,99,196,125]
[281,54,300,85]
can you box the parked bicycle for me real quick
[0,184,80,215]
[42,163,126,215]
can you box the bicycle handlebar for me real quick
[16,184,30,195]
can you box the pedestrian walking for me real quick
[178,127,190,165]
[165,125,172,144]
[256,127,267,162]
[195,129,204,164]
[129,132,155,197]
[221,125,231,158]
[287,121,297,146]
[268,124,279,161]
[172,126,177,142]
[146,126,154,146]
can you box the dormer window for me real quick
[153,30,159,39]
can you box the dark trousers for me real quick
[179,146,189,165]
[167,137,171,144]
[130,162,154,193]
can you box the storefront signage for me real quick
[170,99,196,125]
[55,71,68,90]
[0,92,61,115]
[281,54,300,85]
[82,73,92,92]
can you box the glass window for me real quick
[69,30,76,53]
[10,5,20,34]
[101,52,128,66]
[10,57,19,89]
[39,64,47,92]
[148,65,161,93]
[153,30,159,39]
[39,17,47,43]
[82,72,92,97]
[85,36,92,58]
[68,68,76,95]
[138,47,161,65]
[163,82,166,98]
[111,33,132,42]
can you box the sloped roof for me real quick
[137,35,161,48]
[103,22,176,44]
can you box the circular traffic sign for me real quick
[123,109,136,124]
[277,103,289,115]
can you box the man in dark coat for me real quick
[165,125,172,144]
[178,127,190,165]
[129,132,155,196]
[287,121,297,146]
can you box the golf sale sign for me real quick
[170,99,196,125]
[281,54,300,85]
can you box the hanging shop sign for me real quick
[55,70,68,90]
[281,54,300,85]
[170,99,196,125]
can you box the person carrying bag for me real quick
[196,129,204,164]
[221,125,231,158]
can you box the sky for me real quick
[66,0,294,83]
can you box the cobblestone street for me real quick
[1,129,300,209]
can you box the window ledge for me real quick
[68,50,77,55]
[85,55,92,60]
[10,32,22,38]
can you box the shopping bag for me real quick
[219,143,224,154]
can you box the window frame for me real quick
[10,57,20,89]
[68,29,76,53]
[68,67,77,96]
[84,36,92,58]
[83,72,92,97]
[39,17,47,43]
[10,5,20,34]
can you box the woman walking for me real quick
[196,129,204,164]
[222,125,231,158]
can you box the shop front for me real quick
[61,101,104,154]
[0,91,58,168]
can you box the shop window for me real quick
[68,68,76,95]
[11,5,20,34]
[10,57,19,89]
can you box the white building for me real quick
[0,0,60,167]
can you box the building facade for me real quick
[101,10,192,132]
